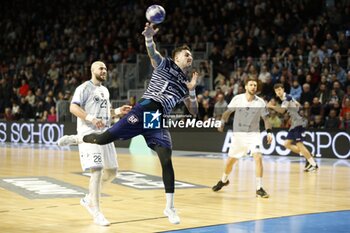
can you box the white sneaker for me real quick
[80,194,95,216]
[57,135,79,146]
[93,212,110,226]
[163,208,180,224]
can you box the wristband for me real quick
[221,120,225,126]
[145,37,153,47]
[190,98,197,102]
[85,114,94,122]
[266,129,272,133]
[114,108,121,116]
[189,89,196,97]
[145,37,153,42]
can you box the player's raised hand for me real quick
[120,105,132,115]
[187,71,198,91]
[142,22,159,38]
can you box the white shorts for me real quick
[78,142,118,171]
[228,132,262,159]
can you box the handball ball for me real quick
[146,5,166,24]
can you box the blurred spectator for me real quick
[309,115,324,129]
[340,112,350,129]
[324,109,341,129]
[47,106,57,122]
[300,83,314,105]
[198,99,213,121]
[315,83,330,104]
[260,76,274,100]
[3,107,15,121]
[310,97,324,118]
[281,113,291,128]
[213,93,227,120]
[25,90,36,107]
[258,65,271,83]
[290,80,302,101]
[333,64,347,85]
[18,79,30,97]
[340,97,350,119]
[268,109,282,128]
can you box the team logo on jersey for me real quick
[143,110,161,129]
[127,114,139,125]
[93,95,100,102]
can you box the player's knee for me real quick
[284,141,291,148]
[103,168,117,183]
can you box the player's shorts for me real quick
[228,132,262,159]
[286,126,305,142]
[78,142,118,171]
[107,103,172,149]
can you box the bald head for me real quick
[91,61,106,73]
[91,61,107,83]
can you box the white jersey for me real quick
[71,80,111,136]
[228,93,268,132]
[281,94,307,129]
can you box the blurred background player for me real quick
[213,77,273,198]
[58,61,131,226]
[58,23,199,224]
[268,83,318,172]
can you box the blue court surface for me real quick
[161,210,350,233]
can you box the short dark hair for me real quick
[244,77,258,85]
[273,83,284,90]
[172,45,191,59]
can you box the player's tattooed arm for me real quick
[142,22,163,67]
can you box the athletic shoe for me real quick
[256,188,269,198]
[304,164,318,172]
[93,212,110,226]
[304,154,315,168]
[212,180,230,192]
[164,208,180,224]
[57,135,79,146]
[80,194,95,216]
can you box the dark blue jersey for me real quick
[142,57,189,114]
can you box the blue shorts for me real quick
[107,103,172,149]
[286,126,305,142]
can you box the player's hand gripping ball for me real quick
[146,5,166,24]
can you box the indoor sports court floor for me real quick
[0,142,349,233]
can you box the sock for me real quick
[89,169,102,215]
[307,157,317,166]
[78,135,84,144]
[256,177,262,190]
[166,193,174,209]
[221,173,229,183]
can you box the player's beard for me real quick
[248,89,256,96]
[96,74,106,82]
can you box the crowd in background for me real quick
[0,0,349,129]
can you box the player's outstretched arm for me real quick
[112,105,132,117]
[267,101,286,114]
[184,71,199,116]
[142,22,163,68]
